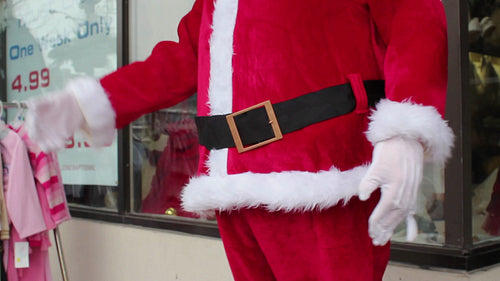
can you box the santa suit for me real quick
[44,0,453,280]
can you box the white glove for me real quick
[358,137,424,246]
[25,77,116,152]
[25,90,87,152]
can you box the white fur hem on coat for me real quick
[67,77,116,147]
[181,165,368,216]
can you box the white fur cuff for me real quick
[66,77,116,147]
[365,99,454,165]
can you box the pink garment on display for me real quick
[5,228,52,281]
[0,129,46,238]
[13,125,71,228]
[0,129,51,281]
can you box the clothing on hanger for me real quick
[0,128,48,281]
[0,101,69,281]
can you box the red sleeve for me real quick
[367,0,448,116]
[100,0,203,128]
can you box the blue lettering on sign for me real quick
[77,16,112,39]
[9,44,34,60]
[39,34,71,51]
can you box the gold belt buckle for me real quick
[226,100,283,153]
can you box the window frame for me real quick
[2,0,500,271]
[389,0,500,271]
[67,0,221,238]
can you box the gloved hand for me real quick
[25,90,86,152]
[24,77,116,152]
[358,137,424,246]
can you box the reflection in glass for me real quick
[1,0,119,210]
[391,163,446,245]
[131,96,206,219]
[468,0,500,243]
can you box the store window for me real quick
[1,0,216,233]
[2,0,500,271]
[0,0,120,210]
[129,96,205,220]
[391,163,446,245]
[468,0,500,243]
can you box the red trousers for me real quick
[217,194,390,281]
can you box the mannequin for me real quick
[25,0,454,280]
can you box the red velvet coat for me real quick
[94,0,453,215]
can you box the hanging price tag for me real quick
[14,242,29,268]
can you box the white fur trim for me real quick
[207,149,230,176]
[206,0,239,176]
[208,0,237,116]
[67,77,116,147]
[366,99,454,165]
[181,166,368,215]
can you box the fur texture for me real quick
[366,99,454,165]
[205,0,238,177]
[99,0,452,218]
[181,165,368,215]
[207,0,237,116]
[68,77,116,147]
[95,1,451,279]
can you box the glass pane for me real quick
[131,95,210,220]
[468,0,500,243]
[1,0,120,211]
[390,163,446,245]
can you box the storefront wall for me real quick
[48,218,232,281]
[38,0,499,280]
[48,218,500,281]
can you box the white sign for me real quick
[4,0,118,186]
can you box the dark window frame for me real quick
[2,0,499,271]
[68,0,221,238]
[389,0,500,271]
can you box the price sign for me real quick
[4,0,119,186]
[11,68,51,92]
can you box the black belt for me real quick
[195,80,385,152]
